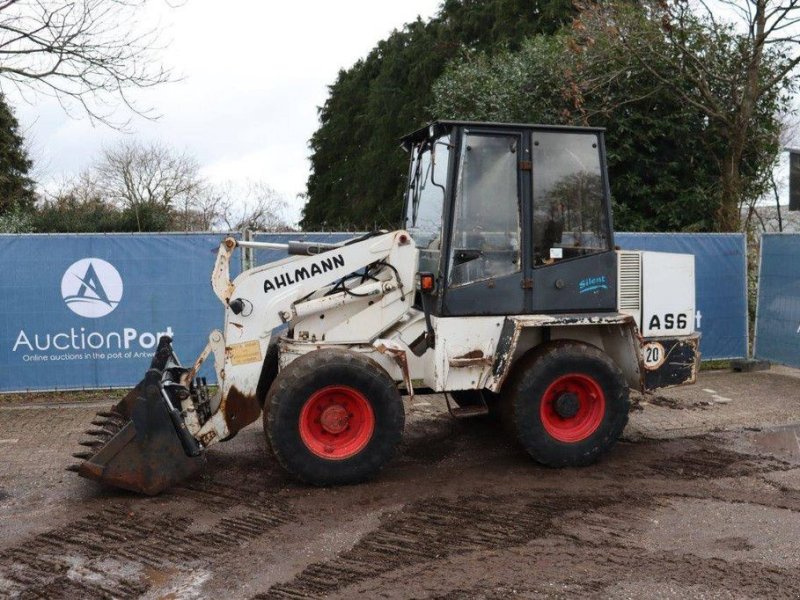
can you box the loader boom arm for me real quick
[193,230,417,446]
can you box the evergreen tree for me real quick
[431,6,787,232]
[302,0,579,229]
[0,94,34,213]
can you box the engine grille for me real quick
[617,251,642,311]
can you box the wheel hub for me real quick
[554,392,580,419]
[299,385,375,460]
[320,404,349,434]
[540,373,607,443]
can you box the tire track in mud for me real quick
[533,538,800,598]
[256,493,625,600]
[0,480,295,600]
[263,496,800,600]
[618,437,796,482]
[647,446,793,480]
[256,439,800,600]
[421,539,800,599]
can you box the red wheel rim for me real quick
[299,385,375,460]
[540,373,605,443]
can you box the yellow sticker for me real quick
[228,340,263,365]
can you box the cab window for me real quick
[532,132,610,266]
[448,133,521,287]
[405,134,451,276]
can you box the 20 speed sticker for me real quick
[642,341,666,370]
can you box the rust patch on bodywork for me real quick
[374,339,414,399]
[450,350,492,368]
[223,386,262,435]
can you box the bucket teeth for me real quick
[85,428,115,437]
[97,410,123,419]
[70,407,128,477]
[79,439,103,448]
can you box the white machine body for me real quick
[185,234,699,447]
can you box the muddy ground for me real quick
[1,367,800,599]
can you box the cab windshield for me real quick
[405,134,451,250]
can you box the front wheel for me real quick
[266,349,404,485]
[507,341,629,467]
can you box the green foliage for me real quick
[0,94,34,214]
[305,0,789,233]
[0,204,34,233]
[302,0,579,230]
[573,2,790,232]
[430,4,788,232]
[31,194,173,233]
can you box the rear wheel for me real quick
[507,341,629,467]
[266,349,404,485]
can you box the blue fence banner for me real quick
[0,230,750,392]
[0,233,239,392]
[616,233,749,360]
[754,234,800,367]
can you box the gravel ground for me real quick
[1,367,800,599]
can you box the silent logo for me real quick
[579,275,609,294]
[264,254,346,293]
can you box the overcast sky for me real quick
[7,0,796,220]
[8,1,443,224]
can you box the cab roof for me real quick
[400,120,606,149]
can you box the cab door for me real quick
[529,129,617,313]
[440,128,530,316]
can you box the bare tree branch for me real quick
[92,140,201,230]
[0,0,176,127]
[210,180,292,232]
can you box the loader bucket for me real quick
[69,337,204,495]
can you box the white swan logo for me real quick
[61,258,123,318]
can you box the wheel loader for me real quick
[70,121,700,494]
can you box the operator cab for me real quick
[402,120,616,317]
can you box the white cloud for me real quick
[8,0,442,223]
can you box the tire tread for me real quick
[508,340,629,467]
[265,348,404,485]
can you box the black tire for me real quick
[266,348,404,485]
[507,341,629,467]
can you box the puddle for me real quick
[745,426,800,461]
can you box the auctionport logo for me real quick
[11,255,174,363]
[61,258,123,318]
